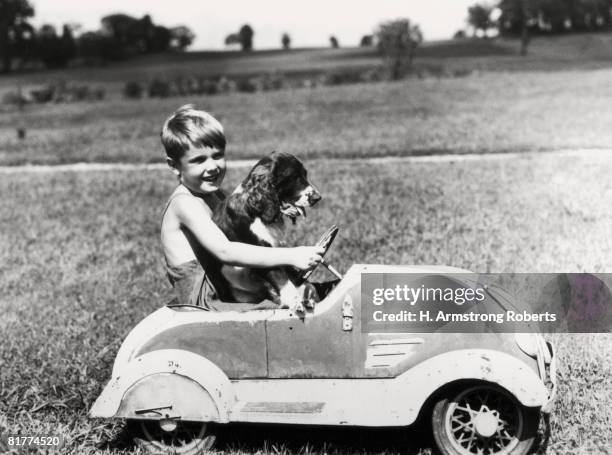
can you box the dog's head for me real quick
[243,152,321,223]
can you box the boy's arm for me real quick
[174,196,321,269]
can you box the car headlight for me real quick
[514,332,540,357]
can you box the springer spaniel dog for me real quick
[213,152,321,313]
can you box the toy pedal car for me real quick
[90,228,556,455]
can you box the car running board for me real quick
[240,401,325,414]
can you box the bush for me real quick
[148,79,171,98]
[124,81,143,99]
[2,91,29,105]
[452,68,472,78]
[321,70,363,86]
[182,77,199,95]
[30,86,55,103]
[166,80,182,97]
[50,80,68,102]
[28,81,105,103]
[260,72,287,91]
[93,87,106,100]
[172,77,188,96]
[71,85,91,101]
[235,77,258,93]
[216,77,236,93]
[196,78,218,95]
[359,68,385,83]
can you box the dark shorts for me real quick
[165,260,279,311]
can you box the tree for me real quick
[498,0,537,55]
[224,33,240,47]
[491,0,612,53]
[78,31,116,62]
[238,24,254,51]
[329,35,339,48]
[37,24,60,67]
[281,32,291,50]
[376,18,423,80]
[467,3,494,36]
[360,35,373,47]
[10,20,34,67]
[101,13,141,56]
[0,0,35,72]
[148,25,171,53]
[100,13,167,56]
[60,24,76,62]
[36,23,76,68]
[170,26,195,51]
[101,13,138,45]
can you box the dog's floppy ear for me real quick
[244,155,280,223]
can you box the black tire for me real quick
[128,419,216,455]
[431,384,540,455]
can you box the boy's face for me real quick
[169,144,226,195]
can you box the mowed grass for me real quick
[3,68,612,166]
[4,34,612,167]
[1,151,611,454]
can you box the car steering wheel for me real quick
[299,225,340,283]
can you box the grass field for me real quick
[3,69,612,166]
[3,33,612,92]
[1,34,612,454]
[3,35,612,167]
[1,151,611,454]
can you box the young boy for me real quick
[160,104,323,310]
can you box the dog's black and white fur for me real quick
[213,152,321,312]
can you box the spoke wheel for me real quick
[128,419,216,455]
[432,385,539,455]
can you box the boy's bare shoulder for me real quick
[166,186,214,219]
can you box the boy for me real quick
[160,104,323,309]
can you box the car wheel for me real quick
[431,384,539,455]
[128,419,216,455]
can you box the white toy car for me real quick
[90,228,556,455]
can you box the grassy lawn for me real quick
[2,34,612,167]
[2,68,612,166]
[1,151,611,453]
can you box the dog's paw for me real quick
[278,295,305,315]
[279,282,307,316]
[290,300,306,316]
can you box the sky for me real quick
[31,0,478,50]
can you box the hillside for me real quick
[2,32,612,96]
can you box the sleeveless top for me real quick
[161,190,274,311]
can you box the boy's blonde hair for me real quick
[161,104,226,161]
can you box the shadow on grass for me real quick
[534,413,552,455]
[98,416,552,454]
[96,423,136,452]
[215,421,435,454]
[96,420,435,454]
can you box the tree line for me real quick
[1,0,423,80]
[0,0,195,72]
[467,0,612,54]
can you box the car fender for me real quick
[391,349,549,425]
[89,349,235,422]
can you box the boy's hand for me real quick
[291,246,325,271]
